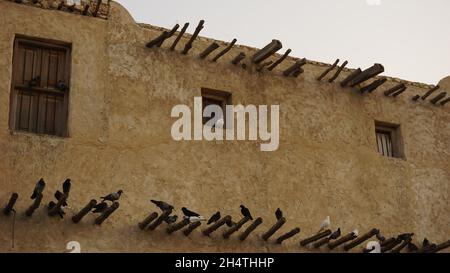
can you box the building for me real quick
[0,0,449,253]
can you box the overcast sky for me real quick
[115,0,450,84]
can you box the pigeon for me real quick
[186,216,206,223]
[48,201,65,219]
[92,202,108,213]
[407,242,419,252]
[54,190,68,207]
[181,207,200,217]
[151,199,174,211]
[207,211,221,225]
[56,80,69,92]
[63,179,71,195]
[422,238,430,248]
[164,215,178,224]
[329,228,341,240]
[240,205,253,220]
[398,233,414,241]
[101,190,123,202]
[364,241,381,253]
[352,229,359,237]
[28,76,40,87]
[225,219,235,227]
[318,216,330,233]
[31,178,46,199]
[275,208,283,220]
[376,233,386,242]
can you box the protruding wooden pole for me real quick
[239,217,263,241]
[256,61,273,72]
[440,97,450,106]
[147,209,172,230]
[360,78,387,93]
[276,227,300,244]
[93,0,101,17]
[267,49,291,71]
[300,229,332,246]
[317,59,339,81]
[251,40,282,64]
[328,61,348,83]
[313,236,332,248]
[390,238,411,253]
[146,31,169,48]
[138,212,159,230]
[212,39,237,62]
[72,199,97,223]
[283,59,307,77]
[157,24,180,47]
[181,20,205,55]
[381,238,402,252]
[261,217,286,241]
[48,193,68,217]
[384,83,406,96]
[167,218,191,234]
[3,193,18,216]
[343,228,379,251]
[170,23,189,51]
[421,85,440,100]
[183,221,202,236]
[380,237,396,247]
[348,63,385,87]
[199,42,220,59]
[427,240,450,253]
[328,232,357,249]
[223,216,251,239]
[340,68,362,87]
[231,52,246,65]
[430,92,447,104]
[25,193,43,217]
[392,86,407,97]
[94,202,119,225]
[291,68,305,77]
[202,215,231,236]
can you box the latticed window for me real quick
[374,121,404,158]
[9,36,71,137]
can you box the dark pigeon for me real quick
[92,202,108,213]
[275,208,283,220]
[329,228,341,240]
[181,207,200,217]
[48,201,65,219]
[240,205,253,220]
[101,190,123,202]
[56,80,69,92]
[151,199,174,211]
[31,178,46,199]
[407,242,419,252]
[164,215,178,224]
[207,211,221,225]
[63,179,71,195]
[54,190,68,207]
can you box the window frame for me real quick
[9,35,72,137]
[201,88,232,129]
[374,121,404,159]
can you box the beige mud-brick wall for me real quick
[0,1,449,252]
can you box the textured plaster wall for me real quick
[0,1,448,252]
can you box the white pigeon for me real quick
[365,241,381,253]
[318,216,331,233]
[352,229,359,236]
[184,216,206,223]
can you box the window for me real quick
[9,36,71,137]
[375,121,404,158]
[201,88,231,127]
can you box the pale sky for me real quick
[115,0,450,84]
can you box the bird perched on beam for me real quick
[92,202,108,213]
[182,207,200,218]
[31,178,46,199]
[63,179,71,195]
[151,199,174,211]
[329,228,341,240]
[398,233,414,241]
[48,201,65,219]
[407,242,419,252]
[240,205,253,220]
[54,190,68,207]
[207,211,221,225]
[101,190,123,202]
[318,216,330,233]
[164,215,178,224]
[275,208,283,220]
